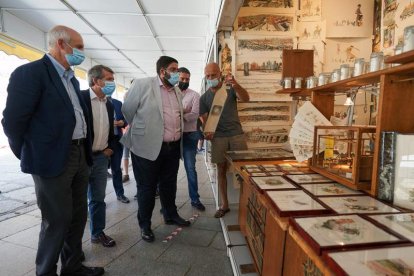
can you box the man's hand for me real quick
[204,132,214,140]
[114,120,124,127]
[103,148,113,157]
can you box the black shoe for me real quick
[141,228,154,242]
[117,195,130,203]
[91,232,116,247]
[165,216,191,227]
[191,201,206,211]
[61,265,104,276]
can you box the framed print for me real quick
[224,148,294,162]
[251,175,297,192]
[299,0,321,22]
[325,246,414,276]
[285,173,335,184]
[319,196,401,214]
[266,190,331,217]
[302,183,365,197]
[261,164,279,169]
[367,213,414,242]
[244,167,263,173]
[290,214,405,255]
[268,171,284,176]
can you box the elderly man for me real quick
[199,63,250,218]
[2,25,104,276]
[122,56,190,243]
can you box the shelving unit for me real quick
[309,54,414,196]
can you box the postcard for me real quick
[301,183,364,196]
[285,173,335,184]
[251,176,297,190]
[319,196,401,214]
[326,246,414,275]
[369,213,414,242]
[294,215,401,248]
[266,190,327,212]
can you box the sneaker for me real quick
[191,201,206,211]
[117,195,130,203]
[122,174,129,183]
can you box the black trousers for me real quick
[32,145,90,276]
[131,140,180,230]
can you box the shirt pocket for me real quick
[131,123,145,136]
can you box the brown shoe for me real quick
[91,232,116,247]
[122,174,129,183]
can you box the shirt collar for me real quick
[46,53,74,79]
[158,76,174,92]
[89,88,107,102]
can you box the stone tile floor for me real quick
[0,147,233,276]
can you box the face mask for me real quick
[178,81,189,91]
[164,71,179,86]
[64,43,85,66]
[206,78,219,89]
[101,81,116,96]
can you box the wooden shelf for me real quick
[276,88,302,94]
[385,50,414,64]
[311,62,414,93]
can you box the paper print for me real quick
[319,196,401,214]
[299,0,321,21]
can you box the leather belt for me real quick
[72,138,86,145]
[162,140,180,147]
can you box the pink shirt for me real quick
[181,88,200,132]
[159,77,181,142]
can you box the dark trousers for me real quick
[110,136,124,197]
[131,140,180,230]
[32,145,90,276]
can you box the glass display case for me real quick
[311,126,376,190]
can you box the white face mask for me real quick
[206,78,219,88]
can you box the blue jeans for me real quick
[183,131,201,204]
[110,136,124,197]
[88,152,109,237]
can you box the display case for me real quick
[311,126,376,191]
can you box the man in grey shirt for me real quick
[199,63,250,218]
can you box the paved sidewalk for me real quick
[0,147,232,276]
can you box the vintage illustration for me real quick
[235,78,290,101]
[237,13,294,33]
[286,173,334,184]
[251,175,297,190]
[319,196,401,214]
[325,0,374,38]
[369,213,414,242]
[295,215,401,247]
[327,247,414,276]
[220,43,232,75]
[236,56,283,76]
[225,148,294,161]
[299,0,321,21]
[301,183,364,196]
[297,21,325,42]
[267,190,327,212]
[242,125,290,148]
[324,38,372,72]
[298,41,325,75]
[238,37,293,53]
[243,0,295,9]
[238,101,292,130]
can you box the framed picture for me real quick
[285,173,335,184]
[224,148,294,162]
[250,172,269,177]
[319,196,401,214]
[301,183,365,197]
[251,175,297,192]
[324,246,414,276]
[290,214,405,255]
[268,171,285,176]
[367,213,414,242]
[265,190,331,217]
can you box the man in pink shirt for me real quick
[122,56,190,243]
[178,67,205,211]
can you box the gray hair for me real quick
[47,25,71,50]
[87,65,114,87]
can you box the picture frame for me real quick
[290,214,406,255]
[285,173,335,184]
[366,213,414,242]
[324,245,414,276]
[301,183,365,197]
[319,196,401,214]
[224,148,294,162]
[250,175,298,193]
[265,190,331,217]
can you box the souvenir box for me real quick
[289,214,407,255]
[265,190,332,217]
[310,125,376,190]
[324,245,414,276]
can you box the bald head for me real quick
[204,62,221,80]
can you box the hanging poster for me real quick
[297,21,325,42]
[325,0,374,38]
[242,0,296,13]
[237,9,295,34]
[299,0,322,21]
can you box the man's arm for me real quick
[183,92,200,123]
[121,80,141,124]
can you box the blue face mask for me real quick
[206,78,219,89]
[102,81,116,96]
[65,43,85,66]
[165,71,179,86]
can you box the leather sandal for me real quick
[214,208,230,218]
